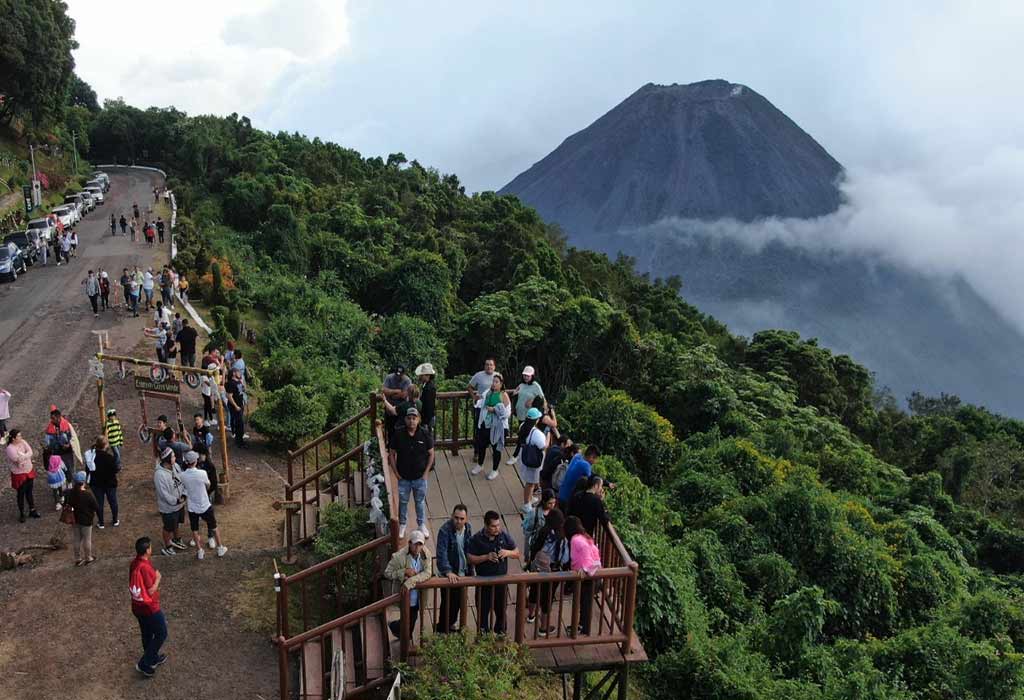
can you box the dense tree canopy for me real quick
[83,100,1024,700]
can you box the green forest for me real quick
[10,5,1024,696]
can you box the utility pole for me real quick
[71,131,79,173]
[29,145,40,207]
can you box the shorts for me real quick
[188,507,217,532]
[518,462,541,485]
[160,509,184,532]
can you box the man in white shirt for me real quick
[180,451,227,559]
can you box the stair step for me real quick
[300,639,324,700]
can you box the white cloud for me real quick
[67,0,349,117]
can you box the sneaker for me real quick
[160,547,176,556]
[208,537,216,549]
[97,524,105,529]
[399,524,407,539]
[506,457,516,465]
[527,614,537,624]
[470,464,484,475]
[538,626,557,637]
[113,520,120,527]
[216,545,228,557]
[135,663,154,678]
[55,502,62,511]
[29,510,41,519]
[18,513,25,523]
[170,538,188,550]
[487,469,500,481]
[154,654,168,667]
[196,548,205,560]
[419,524,430,539]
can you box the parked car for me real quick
[26,217,56,243]
[90,173,110,191]
[80,191,96,211]
[51,205,76,229]
[64,193,86,218]
[0,242,28,281]
[84,185,104,204]
[3,232,37,266]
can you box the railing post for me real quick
[284,485,295,565]
[514,581,527,644]
[281,574,291,639]
[451,395,460,455]
[274,572,285,639]
[622,562,638,654]
[369,392,378,429]
[277,637,289,700]
[400,586,411,661]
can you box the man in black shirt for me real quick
[569,475,610,535]
[225,369,245,448]
[388,408,434,539]
[540,436,572,491]
[466,510,520,634]
[176,319,198,367]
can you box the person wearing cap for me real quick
[200,365,219,423]
[99,269,111,311]
[516,407,548,510]
[153,448,187,556]
[511,366,544,423]
[43,407,75,474]
[415,363,437,433]
[67,471,99,566]
[180,451,228,559]
[384,529,433,638]
[104,408,125,467]
[388,407,434,540]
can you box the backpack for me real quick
[521,430,544,470]
[551,458,570,492]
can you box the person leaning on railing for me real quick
[384,529,433,638]
[434,504,473,633]
[566,516,602,636]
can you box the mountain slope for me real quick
[503,80,1024,416]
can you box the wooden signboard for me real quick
[134,376,181,394]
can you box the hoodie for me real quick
[154,462,184,514]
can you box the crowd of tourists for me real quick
[382,357,613,638]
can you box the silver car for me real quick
[80,191,96,211]
[91,172,110,191]
[84,185,105,204]
[51,205,77,228]
[26,217,56,243]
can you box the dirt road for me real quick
[0,171,287,698]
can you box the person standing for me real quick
[466,511,519,635]
[388,408,434,539]
[0,387,10,440]
[522,489,557,566]
[110,213,116,236]
[510,366,545,423]
[36,234,47,266]
[154,448,187,556]
[178,274,189,304]
[104,408,125,467]
[384,530,433,638]
[159,267,173,308]
[156,216,165,244]
[69,230,79,258]
[129,537,168,677]
[516,407,547,510]
[5,429,40,522]
[99,271,111,311]
[132,202,140,220]
[569,475,610,536]
[44,407,75,474]
[142,268,155,311]
[470,374,510,481]
[128,271,141,317]
[434,504,473,633]
[200,366,217,422]
[67,471,98,566]
[415,363,437,433]
[180,451,228,559]
[467,357,497,463]
[225,369,246,448]
[89,435,119,528]
[558,445,601,511]
[381,365,412,442]
[540,436,573,492]
[176,319,198,367]
[526,509,568,636]
[119,214,127,235]
[83,270,100,317]
[566,515,602,635]
[129,219,137,242]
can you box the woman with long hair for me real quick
[470,373,510,481]
[565,514,602,636]
[5,429,40,522]
[89,435,120,528]
[527,508,568,636]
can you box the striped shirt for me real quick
[105,418,125,447]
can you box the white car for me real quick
[26,217,56,243]
[91,172,110,191]
[84,185,104,204]
[64,194,86,218]
[51,205,77,228]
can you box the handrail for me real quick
[376,420,400,552]
[289,405,372,458]
[603,521,633,567]
[283,534,392,584]
[410,567,634,590]
[280,593,400,648]
[286,444,364,493]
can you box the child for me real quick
[70,230,79,257]
[46,453,67,510]
[172,312,183,336]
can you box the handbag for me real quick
[60,500,76,525]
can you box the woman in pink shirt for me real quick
[6,429,40,522]
[566,515,602,636]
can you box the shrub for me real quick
[313,503,376,614]
[249,384,328,449]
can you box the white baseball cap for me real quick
[522,365,535,377]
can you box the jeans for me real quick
[135,610,168,672]
[93,485,118,525]
[130,292,139,314]
[144,288,153,308]
[230,407,245,446]
[111,444,121,467]
[88,294,99,314]
[436,587,465,633]
[397,478,427,527]
[478,582,507,634]
[203,394,215,421]
[181,352,195,367]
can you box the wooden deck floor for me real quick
[389,445,648,673]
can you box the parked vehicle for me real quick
[64,194,86,218]
[84,185,104,204]
[50,205,76,229]
[3,232,38,266]
[0,243,28,281]
[26,217,56,243]
[90,173,110,191]
[80,191,96,211]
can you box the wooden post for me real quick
[400,586,411,661]
[621,562,638,654]
[617,665,629,700]
[96,377,106,431]
[277,637,290,700]
[274,570,286,639]
[514,581,527,644]
[450,395,459,456]
[216,377,230,501]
